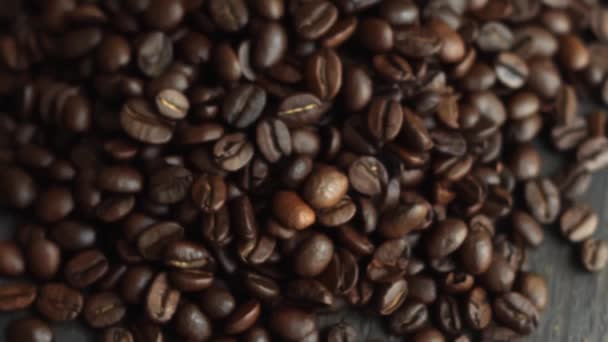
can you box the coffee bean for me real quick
[287,278,333,307]
[375,278,408,315]
[155,89,189,120]
[367,97,403,142]
[460,227,493,275]
[379,201,430,239]
[494,292,539,334]
[318,196,357,227]
[101,327,133,342]
[293,232,334,277]
[516,272,548,311]
[27,239,61,280]
[208,0,249,32]
[389,300,429,335]
[577,136,608,172]
[121,98,174,144]
[211,299,254,335]
[558,34,590,71]
[412,328,446,342]
[256,118,292,163]
[169,269,214,292]
[270,306,317,340]
[252,0,285,20]
[327,322,358,342]
[0,241,25,277]
[426,219,468,259]
[294,1,338,40]
[230,195,259,240]
[512,210,544,247]
[358,18,394,53]
[145,0,184,31]
[581,238,608,272]
[277,92,326,127]
[0,283,36,311]
[36,187,74,223]
[464,287,492,330]
[395,26,442,57]
[428,19,465,63]
[137,221,185,260]
[243,271,280,300]
[348,156,388,196]
[223,84,267,129]
[36,283,83,321]
[213,133,255,171]
[129,319,163,342]
[6,317,53,342]
[84,292,126,328]
[191,173,227,213]
[560,203,598,243]
[200,286,236,319]
[137,32,173,77]
[254,21,288,69]
[494,52,528,89]
[436,295,463,335]
[65,249,109,288]
[148,165,193,204]
[551,116,587,151]
[305,48,342,100]
[0,166,37,208]
[480,257,516,293]
[523,178,560,224]
[372,53,413,83]
[164,241,213,269]
[145,272,180,323]
[61,28,103,59]
[174,301,213,341]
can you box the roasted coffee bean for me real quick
[256,118,292,163]
[155,89,189,120]
[367,97,403,142]
[412,328,446,342]
[223,84,267,129]
[395,26,441,57]
[137,32,173,77]
[426,219,468,259]
[0,166,37,209]
[581,238,608,272]
[84,292,126,328]
[65,249,109,288]
[6,317,53,342]
[375,278,408,316]
[148,165,193,204]
[318,196,357,227]
[464,287,492,330]
[348,156,388,196]
[137,222,185,260]
[200,286,236,319]
[517,272,548,311]
[101,327,133,342]
[294,1,338,40]
[269,306,317,341]
[342,65,373,112]
[293,232,334,277]
[169,269,214,292]
[494,292,539,334]
[481,257,516,293]
[577,136,608,172]
[436,295,463,336]
[36,283,83,321]
[379,201,430,239]
[213,133,255,171]
[551,116,587,151]
[146,272,180,323]
[121,98,174,144]
[560,203,598,243]
[512,210,544,247]
[305,48,342,100]
[224,299,261,335]
[27,239,61,280]
[0,283,36,311]
[36,187,74,223]
[389,300,429,335]
[191,173,226,213]
[174,301,213,341]
[272,191,316,230]
[523,178,560,224]
[0,241,25,277]
[287,278,334,307]
[164,241,213,269]
[277,92,326,127]
[208,0,248,32]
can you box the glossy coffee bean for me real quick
[494,292,539,334]
[269,307,317,341]
[27,239,61,280]
[0,283,37,312]
[200,286,236,319]
[6,317,52,342]
[293,233,334,277]
[0,241,25,277]
[145,272,180,323]
[65,249,109,288]
[426,219,468,259]
[464,287,492,330]
[581,239,608,272]
[560,203,598,243]
[517,272,548,311]
[36,283,83,321]
[524,178,560,224]
[511,210,543,247]
[84,292,126,328]
[174,301,213,341]
[224,299,261,335]
[0,166,37,208]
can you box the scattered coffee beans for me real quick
[2,1,608,341]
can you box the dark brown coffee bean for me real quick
[494,52,528,89]
[252,0,284,20]
[0,283,36,311]
[155,89,189,120]
[145,272,180,323]
[269,306,317,341]
[318,197,356,227]
[0,241,25,277]
[277,92,326,127]
[121,98,174,144]
[173,302,213,341]
[223,84,267,129]
[375,278,408,315]
[577,136,608,172]
[517,272,548,311]
[372,53,413,83]
[170,269,214,293]
[367,97,403,142]
[494,292,539,334]
[294,1,338,40]
[256,118,292,163]
[101,327,133,342]
[512,210,543,247]
[581,238,608,272]
[36,187,74,223]
[148,165,193,204]
[426,219,468,259]
[191,173,226,213]
[293,232,334,277]
[200,286,236,319]
[342,65,373,112]
[84,292,126,328]
[145,0,184,30]
[464,287,492,330]
[358,17,394,53]
[558,34,590,71]
[412,328,446,342]
[6,317,53,342]
[137,222,185,260]
[348,156,388,196]
[65,249,109,288]
[379,201,430,239]
[436,295,463,336]
[129,319,163,342]
[137,32,173,77]
[287,278,333,307]
[27,239,61,280]
[305,48,342,100]
[481,257,516,293]
[560,203,598,243]
[0,166,37,209]
[389,300,429,335]
[551,116,588,151]
[208,0,249,32]
[224,299,261,335]
[213,133,255,171]
[395,26,442,57]
[36,283,83,321]
[524,178,560,224]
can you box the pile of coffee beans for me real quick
[2,0,608,341]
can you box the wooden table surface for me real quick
[1,148,607,342]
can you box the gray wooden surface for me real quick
[0,150,607,341]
